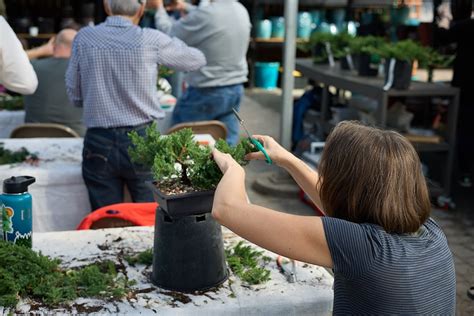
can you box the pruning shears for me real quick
[277,256,297,283]
[232,109,272,165]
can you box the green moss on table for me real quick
[0,241,135,308]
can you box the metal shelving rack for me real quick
[247,0,349,87]
[295,58,460,198]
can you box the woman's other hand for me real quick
[212,149,242,174]
[245,135,291,166]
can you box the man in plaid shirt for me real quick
[66,0,206,211]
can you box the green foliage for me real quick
[0,143,36,165]
[225,241,271,285]
[0,95,23,111]
[158,66,174,78]
[125,249,153,266]
[128,124,165,169]
[301,32,355,63]
[378,40,430,63]
[0,240,132,308]
[349,36,386,55]
[380,40,428,63]
[128,123,258,192]
[421,48,454,69]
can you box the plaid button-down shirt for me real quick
[66,16,206,128]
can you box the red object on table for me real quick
[77,202,158,230]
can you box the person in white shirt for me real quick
[0,16,38,95]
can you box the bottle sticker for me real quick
[2,204,14,241]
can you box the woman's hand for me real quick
[245,135,291,166]
[212,149,242,174]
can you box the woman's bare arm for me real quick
[245,135,324,211]
[212,150,333,268]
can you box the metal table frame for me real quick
[296,58,460,197]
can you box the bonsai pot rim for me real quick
[148,181,215,217]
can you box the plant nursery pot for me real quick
[148,181,214,217]
[340,55,354,70]
[152,207,228,292]
[312,43,328,65]
[384,59,413,90]
[357,53,379,77]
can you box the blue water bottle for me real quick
[0,176,36,248]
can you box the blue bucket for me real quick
[256,19,272,39]
[298,12,312,40]
[270,17,285,38]
[255,62,280,90]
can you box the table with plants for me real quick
[0,138,91,232]
[1,126,335,314]
[0,226,334,315]
[0,95,25,138]
[296,33,460,199]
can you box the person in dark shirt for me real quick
[24,29,85,136]
[211,121,455,314]
[436,4,474,187]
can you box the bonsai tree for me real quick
[380,40,430,89]
[300,32,354,64]
[128,123,256,194]
[349,36,386,76]
[419,49,454,82]
[348,35,386,56]
[378,40,429,64]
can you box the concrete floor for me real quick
[240,88,474,315]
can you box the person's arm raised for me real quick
[212,150,332,268]
[245,135,324,211]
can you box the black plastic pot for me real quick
[340,55,354,70]
[152,207,228,292]
[312,43,328,64]
[384,59,413,90]
[357,53,379,77]
[149,182,214,217]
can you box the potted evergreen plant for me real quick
[330,33,355,70]
[128,123,254,217]
[349,36,386,77]
[128,123,257,292]
[380,40,429,90]
[301,32,354,68]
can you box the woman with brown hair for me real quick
[212,121,455,314]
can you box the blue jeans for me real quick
[82,123,154,211]
[172,84,244,145]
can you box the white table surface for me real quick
[0,138,90,233]
[0,110,25,138]
[2,226,334,315]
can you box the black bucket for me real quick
[152,207,228,292]
[384,59,413,90]
[357,53,379,77]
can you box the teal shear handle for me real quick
[250,137,272,165]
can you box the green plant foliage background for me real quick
[128,123,257,191]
